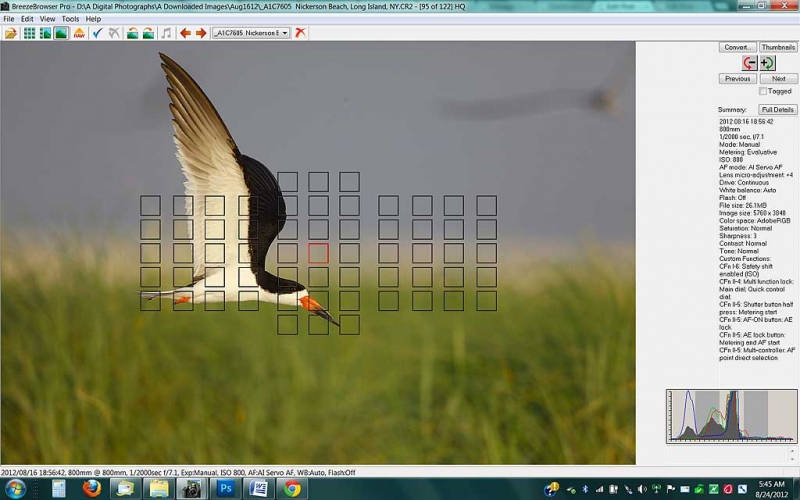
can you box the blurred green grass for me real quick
[1,238,634,464]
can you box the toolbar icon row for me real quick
[3,25,309,41]
[4,26,70,39]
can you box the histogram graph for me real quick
[667,389,798,444]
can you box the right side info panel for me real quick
[637,39,800,466]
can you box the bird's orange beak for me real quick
[300,295,321,311]
[300,295,339,327]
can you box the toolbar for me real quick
[1,24,309,40]
[0,0,798,14]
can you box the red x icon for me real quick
[771,0,798,10]
[294,27,307,38]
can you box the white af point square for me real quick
[205,219,225,240]
[205,268,225,288]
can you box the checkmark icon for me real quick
[93,27,103,38]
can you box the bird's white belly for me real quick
[188,266,260,304]
[184,267,301,306]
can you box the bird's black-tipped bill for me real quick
[313,308,340,328]
[301,295,340,327]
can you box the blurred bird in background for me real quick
[439,49,633,121]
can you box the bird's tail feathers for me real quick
[139,287,193,301]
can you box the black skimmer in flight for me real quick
[145,53,338,328]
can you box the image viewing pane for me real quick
[0,41,635,465]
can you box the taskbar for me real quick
[0,477,797,500]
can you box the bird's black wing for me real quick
[238,154,287,283]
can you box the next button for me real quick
[760,73,799,84]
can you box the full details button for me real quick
[759,104,798,115]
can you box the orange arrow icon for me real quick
[180,27,191,38]
[196,28,206,38]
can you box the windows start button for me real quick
[212,27,291,39]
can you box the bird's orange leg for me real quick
[174,296,191,304]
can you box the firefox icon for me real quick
[83,480,102,498]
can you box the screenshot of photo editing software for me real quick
[0,0,798,497]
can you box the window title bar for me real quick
[1,0,798,14]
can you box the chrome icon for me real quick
[5,479,26,499]
[282,480,301,498]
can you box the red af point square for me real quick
[308,242,330,264]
